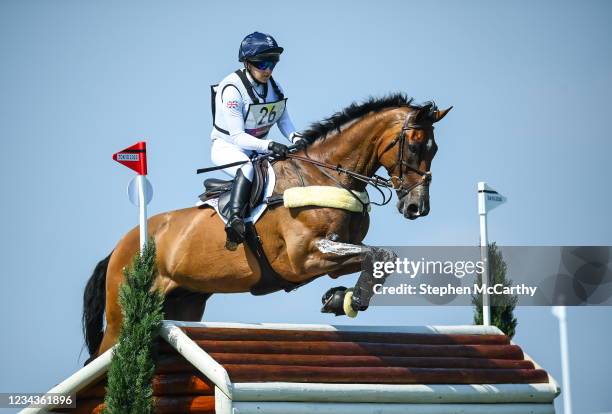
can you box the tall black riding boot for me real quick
[225,170,252,250]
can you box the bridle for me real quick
[378,111,433,198]
[287,109,434,208]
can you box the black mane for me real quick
[301,93,436,142]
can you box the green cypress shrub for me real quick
[103,239,164,414]
[472,242,518,339]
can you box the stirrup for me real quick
[225,215,246,251]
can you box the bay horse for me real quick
[82,94,451,361]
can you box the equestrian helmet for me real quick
[238,32,284,62]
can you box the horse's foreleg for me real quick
[313,240,396,316]
[351,247,397,311]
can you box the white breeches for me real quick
[210,138,255,181]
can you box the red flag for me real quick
[112,141,147,175]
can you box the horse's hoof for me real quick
[321,286,357,317]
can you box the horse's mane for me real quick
[301,93,436,142]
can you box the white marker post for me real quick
[477,182,506,326]
[552,306,572,414]
[138,175,147,251]
[113,141,153,252]
[128,174,153,252]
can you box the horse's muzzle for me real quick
[397,189,430,220]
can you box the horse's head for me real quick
[378,103,452,220]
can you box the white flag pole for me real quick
[477,182,507,326]
[477,182,491,326]
[552,306,572,414]
[137,174,148,253]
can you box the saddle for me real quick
[197,158,300,295]
[198,158,281,220]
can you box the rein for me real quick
[286,153,394,208]
[287,111,433,208]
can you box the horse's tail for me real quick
[82,251,112,359]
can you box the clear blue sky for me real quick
[1,1,611,413]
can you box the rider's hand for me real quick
[292,138,308,152]
[268,141,289,158]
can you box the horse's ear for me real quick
[433,106,453,123]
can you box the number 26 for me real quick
[258,106,277,125]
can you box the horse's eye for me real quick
[408,144,419,153]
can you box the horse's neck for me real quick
[306,113,392,188]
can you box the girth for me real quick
[244,221,311,295]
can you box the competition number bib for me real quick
[244,99,287,138]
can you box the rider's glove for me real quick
[290,132,308,152]
[268,141,289,158]
[292,138,308,151]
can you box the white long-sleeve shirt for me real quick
[211,69,297,153]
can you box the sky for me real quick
[1,1,611,413]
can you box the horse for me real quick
[82,94,451,362]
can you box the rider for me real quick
[210,32,308,245]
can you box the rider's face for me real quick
[247,62,273,83]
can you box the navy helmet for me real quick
[238,32,284,62]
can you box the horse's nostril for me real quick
[406,204,419,214]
